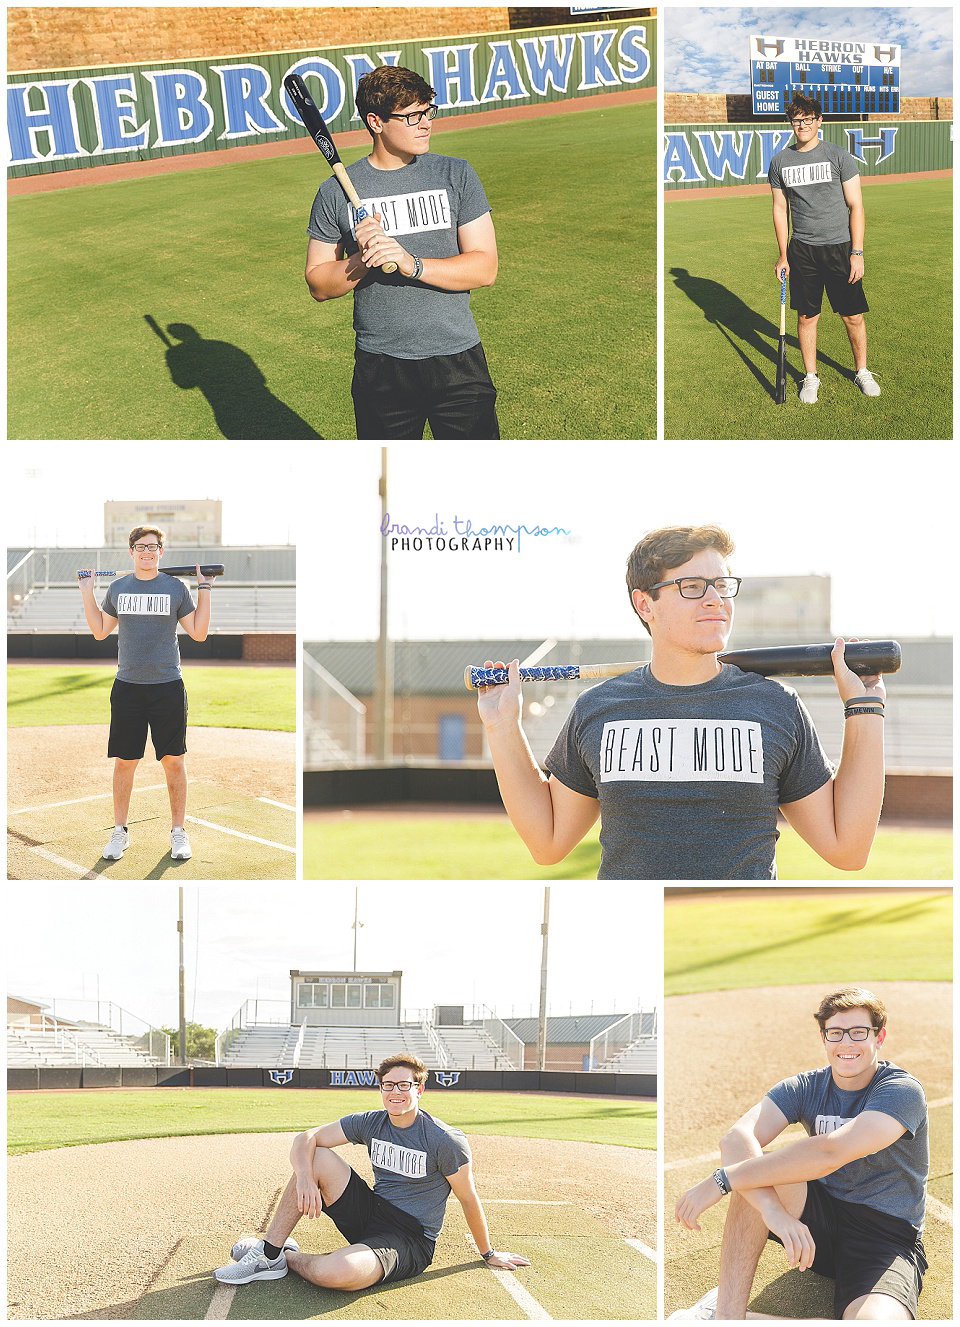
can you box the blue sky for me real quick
[665,7,952,97]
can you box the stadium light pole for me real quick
[537,887,550,1070]
[177,888,187,1065]
[374,448,394,761]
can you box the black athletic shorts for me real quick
[107,678,188,761]
[323,1168,436,1284]
[767,1180,926,1318]
[352,342,499,440]
[787,238,870,318]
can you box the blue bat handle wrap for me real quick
[470,665,581,688]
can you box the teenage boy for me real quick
[769,95,880,404]
[78,525,213,861]
[214,1054,530,1289]
[477,524,886,880]
[303,64,499,440]
[671,987,928,1321]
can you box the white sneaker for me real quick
[102,826,128,859]
[798,373,820,404]
[668,1286,718,1319]
[214,1246,289,1285]
[170,827,192,859]
[230,1236,299,1262]
[854,368,881,397]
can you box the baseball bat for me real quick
[284,73,397,274]
[775,273,787,404]
[464,640,901,689]
[144,314,173,348]
[77,564,225,580]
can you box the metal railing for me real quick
[420,1017,450,1068]
[480,1007,525,1070]
[588,1008,658,1071]
[303,652,366,767]
[11,999,171,1065]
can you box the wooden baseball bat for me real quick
[284,73,397,274]
[464,640,901,689]
[77,564,225,579]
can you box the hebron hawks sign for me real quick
[749,33,901,117]
[662,122,924,189]
[7,19,653,175]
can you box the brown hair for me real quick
[356,66,435,135]
[376,1052,427,1085]
[786,95,823,122]
[626,525,735,635]
[128,524,165,548]
[814,986,887,1032]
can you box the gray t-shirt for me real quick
[768,139,860,245]
[339,1108,471,1240]
[101,572,194,685]
[543,664,833,880]
[767,1062,928,1231]
[307,152,491,359]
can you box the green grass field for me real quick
[665,889,951,995]
[7,664,294,731]
[665,178,952,439]
[9,102,654,441]
[7,1088,655,1156]
[305,813,951,880]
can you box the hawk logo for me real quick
[434,1071,462,1087]
[269,1070,294,1085]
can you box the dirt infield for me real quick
[7,725,295,880]
[665,982,952,1319]
[7,1130,654,1320]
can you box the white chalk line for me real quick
[185,816,296,853]
[625,1237,659,1263]
[25,845,104,880]
[486,1199,573,1204]
[203,1283,236,1320]
[464,1235,551,1320]
[11,785,167,815]
[257,797,295,811]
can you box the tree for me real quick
[160,1021,217,1062]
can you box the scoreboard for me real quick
[750,35,901,117]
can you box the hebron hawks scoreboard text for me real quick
[750,35,901,117]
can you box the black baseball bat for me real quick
[77,564,225,580]
[144,314,173,348]
[465,640,901,688]
[775,273,787,404]
[284,73,397,274]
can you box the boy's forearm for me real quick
[306,253,366,302]
[459,1192,492,1256]
[418,250,497,292]
[830,717,884,868]
[848,202,865,250]
[725,1133,838,1192]
[483,720,563,863]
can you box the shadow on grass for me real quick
[7,672,111,707]
[668,895,942,980]
[145,317,323,439]
[668,267,853,400]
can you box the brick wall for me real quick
[8,6,512,71]
[881,773,952,824]
[665,93,952,123]
[241,633,295,663]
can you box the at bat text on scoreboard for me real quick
[749,35,901,117]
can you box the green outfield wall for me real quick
[664,118,952,191]
[8,15,656,179]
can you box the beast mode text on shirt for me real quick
[600,718,764,782]
[115,593,171,615]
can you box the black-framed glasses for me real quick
[132,543,162,552]
[644,576,742,599]
[379,1080,416,1091]
[822,1026,877,1043]
[790,116,820,128]
[386,105,438,126]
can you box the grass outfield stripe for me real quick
[11,785,167,813]
[185,816,296,852]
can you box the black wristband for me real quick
[713,1167,731,1196]
[844,707,884,718]
[481,1249,495,1262]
